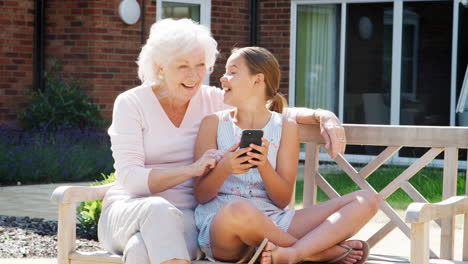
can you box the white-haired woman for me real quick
[98,18,347,264]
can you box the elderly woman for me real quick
[97,18,347,264]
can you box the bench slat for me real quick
[298,124,468,148]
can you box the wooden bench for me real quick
[51,124,468,264]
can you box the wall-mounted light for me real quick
[119,0,141,25]
[358,16,373,40]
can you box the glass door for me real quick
[295,4,340,113]
[399,1,452,126]
[344,2,393,125]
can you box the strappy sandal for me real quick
[247,238,269,264]
[327,240,369,264]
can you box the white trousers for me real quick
[98,196,203,264]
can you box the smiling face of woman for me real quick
[158,45,207,102]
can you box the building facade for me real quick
[0,0,292,125]
[1,0,467,131]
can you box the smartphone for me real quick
[239,129,264,168]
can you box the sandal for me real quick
[327,240,369,264]
[247,238,269,264]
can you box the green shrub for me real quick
[19,60,108,130]
[77,173,116,240]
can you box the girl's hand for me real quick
[246,137,270,168]
[220,143,254,175]
[191,149,219,177]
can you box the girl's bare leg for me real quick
[161,259,191,264]
[262,190,379,264]
[208,198,298,262]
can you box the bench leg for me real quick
[57,203,76,264]
[411,222,429,264]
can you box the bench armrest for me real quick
[50,183,115,204]
[405,195,468,223]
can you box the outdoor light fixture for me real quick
[358,16,373,40]
[119,0,141,25]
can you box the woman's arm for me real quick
[285,107,346,158]
[110,93,216,195]
[248,118,299,208]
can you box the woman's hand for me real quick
[191,149,221,177]
[246,137,270,168]
[317,110,346,158]
[219,143,254,175]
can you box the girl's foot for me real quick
[260,240,368,264]
[260,242,297,264]
[327,240,367,264]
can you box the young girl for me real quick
[193,47,378,264]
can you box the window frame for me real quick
[290,0,463,167]
[156,0,211,26]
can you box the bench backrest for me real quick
[295,124,468,259]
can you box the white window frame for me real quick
[156,0,211,26]
[290,0,464,168]
[155,0,212,84]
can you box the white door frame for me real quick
[290,0,464,168]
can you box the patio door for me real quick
[291,0,464,164]
[294,5,339,112]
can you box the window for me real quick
[156,0,210,26]
[295,5,340,113]
[290,0,466,165]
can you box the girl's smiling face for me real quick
[220,52,259,106]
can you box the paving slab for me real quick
[0,182,92,220]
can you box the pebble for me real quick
[0,215,103,258]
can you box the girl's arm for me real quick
[247,118,300,208]
[193,115,230,204]
[194,114,253,204]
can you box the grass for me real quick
[295,166,467,209]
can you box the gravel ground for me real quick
[0,215,103,258]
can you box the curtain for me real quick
[296,5,338,112]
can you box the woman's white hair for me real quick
[137,18,219,85]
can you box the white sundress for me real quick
[194,109,296,260]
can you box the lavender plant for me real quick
[0,125,113,185]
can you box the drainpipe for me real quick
[141,0,146,44]
[249,0,258,46]
[34,0,45,91]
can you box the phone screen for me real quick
[239,130,263,168]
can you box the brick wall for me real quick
[0,0,293,125]
[0,0,35,125]
[210,0,292,98]
[258,0,291,97]
[210,0,250,87]
[44,0,155,120]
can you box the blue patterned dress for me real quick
[194,109,296,260]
